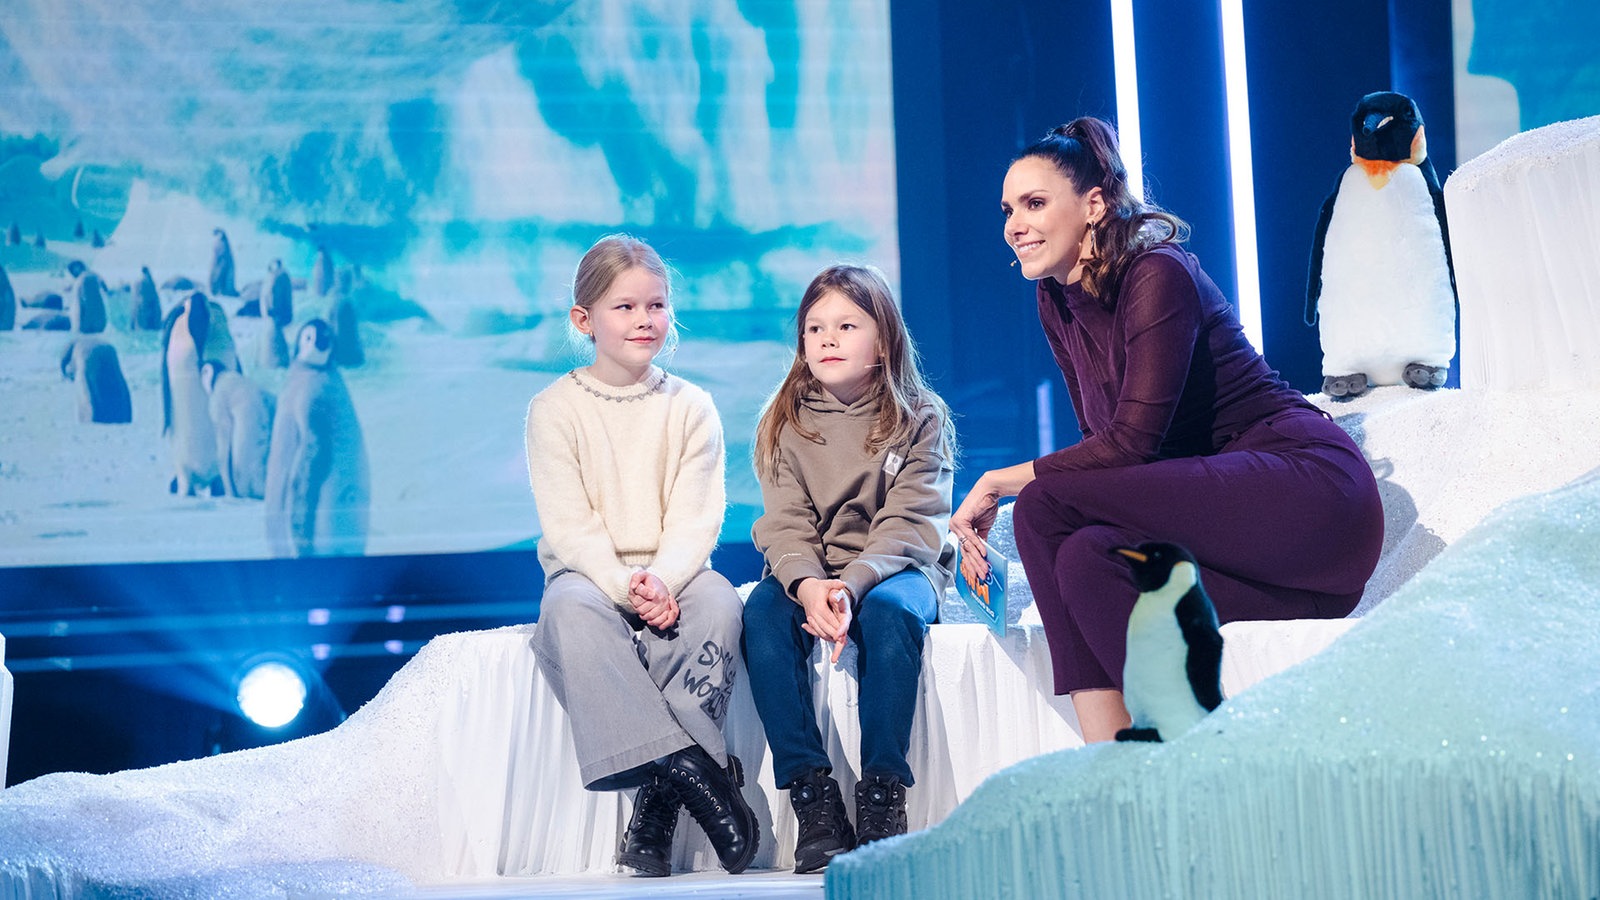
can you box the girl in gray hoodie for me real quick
[743,264,957,873]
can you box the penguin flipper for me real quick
[1305,184,1340,326]
[1425,167,1458,301]
[1115,727,1162,743]
[1177,590,1225,712]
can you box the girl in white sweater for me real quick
[525,235,756,876]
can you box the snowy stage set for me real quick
[3,116,1600,898]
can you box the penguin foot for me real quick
[1402,363,1448,389]
[1321,373,1370,400]
[1114,727,1163,743]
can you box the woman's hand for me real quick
[796,577,853,664]
[629,570,679,630]
[951,475,1002,582]
[951,462,1036,582]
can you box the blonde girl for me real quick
[525,235,756,877]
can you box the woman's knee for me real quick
[1014,475,1088,539]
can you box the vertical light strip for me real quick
[1219,0,1264,352]
[1109,0,1143,201]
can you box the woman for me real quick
[949,117,1383,743]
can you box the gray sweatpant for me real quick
[532,568,744,790]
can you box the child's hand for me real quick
[630,570,679,630]
[797,578,852,664]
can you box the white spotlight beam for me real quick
[1219,0,1264,353]
[1109,0,1143,201]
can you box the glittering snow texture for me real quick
[827,465,1600,899]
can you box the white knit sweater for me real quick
[524,366,726,608]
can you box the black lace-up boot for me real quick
[661,745,758,874]
[788,768,855,873]
[616,774,680,876]
[853,773,907,846]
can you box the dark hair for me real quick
[754,264,955,479]
[1014,117,1189,302]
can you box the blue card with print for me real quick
[956,542,1008,637]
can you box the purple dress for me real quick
[1011,243,1382,694]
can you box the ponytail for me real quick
[1017,117,1189,304]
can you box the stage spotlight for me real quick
[211,652,345,755]
[234,656,308,729]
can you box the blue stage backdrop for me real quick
[0,0,897,568]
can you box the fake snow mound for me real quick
[826,428,1600,898]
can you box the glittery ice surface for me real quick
[0,625,551,897]
[828,453,1600,899]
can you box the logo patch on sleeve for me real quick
[883,451,904,475]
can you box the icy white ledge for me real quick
[1446,115,1600,391]
[828,467,1600,899]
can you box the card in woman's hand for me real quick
[956,542,1008,637]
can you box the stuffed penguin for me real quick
[1113,542,1224,743]
[1306,91,1456,398]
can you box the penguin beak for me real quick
[1362,113,1393,135]
[1113,547,1148,563]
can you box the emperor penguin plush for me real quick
[264,319,370,557]
[1113,542,1224,743]
[1306,91,1456,398]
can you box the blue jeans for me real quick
[740,571,936,788]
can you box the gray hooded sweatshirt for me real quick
[752,387,954,603]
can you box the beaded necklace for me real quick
[569,367,668,402]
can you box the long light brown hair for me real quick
[754,265,955,479]
[1015,117,1190,304]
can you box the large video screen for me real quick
[0,0,898,567]
[1453,0,1600,161]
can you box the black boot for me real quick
[661,745,758,874]
[788,769,855,874]
[854,773,907,846]
[616,774,680,876]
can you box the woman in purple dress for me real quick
[949,117,1382,743]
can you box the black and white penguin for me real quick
[266,258,294,328]
[312,245,335,298]
[1113,542,1225,743]
[161,293,234,496]
[66,260,107,334]
[264,319,370,557]
[60,338,133,424]
[209,228,236,297]
[1,262,15,331]
[201,360,275,500]
[1306,91,1456,398]
[133,266,163,331]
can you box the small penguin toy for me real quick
[1306,91,1456,399]
[1113,542,1224,743]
